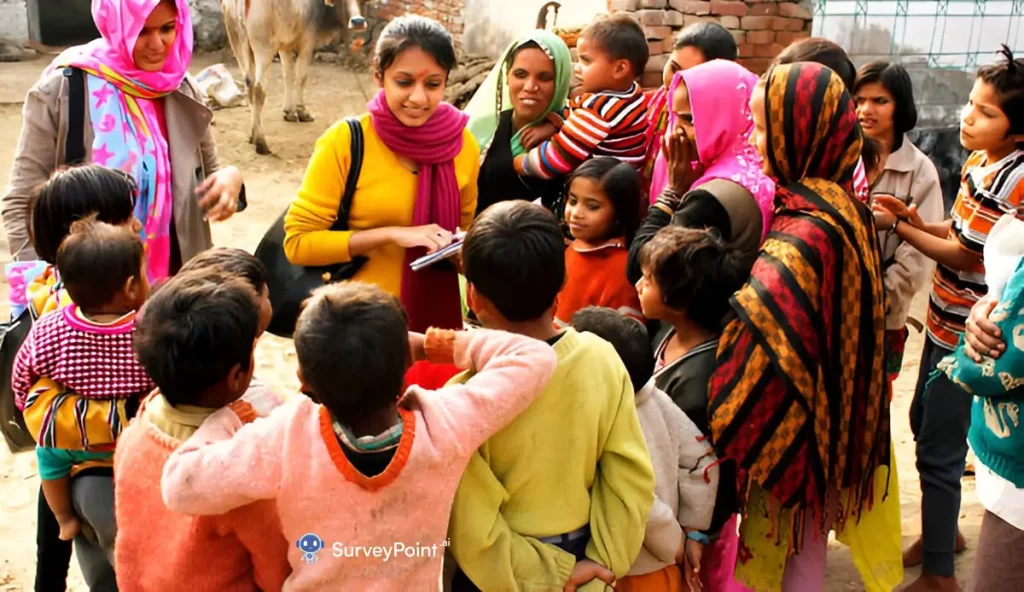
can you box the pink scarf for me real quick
[49,0,193,281]
[368,90,468,332]
[650,61,776,241]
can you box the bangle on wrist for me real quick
[687,531,710,545]
[891,218,900,232]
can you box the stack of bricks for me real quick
[607,0,813,87]
[368,0,465,51]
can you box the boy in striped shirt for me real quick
[514,13,649,180]
[872,45,1024,591]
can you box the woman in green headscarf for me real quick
[466,30,572,215]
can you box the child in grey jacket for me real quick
[572,307,719,592]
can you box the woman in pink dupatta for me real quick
[4,0,245,281]
[627,59,775,285]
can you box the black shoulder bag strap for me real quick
[63,67,87,165]
[330,117,365,232]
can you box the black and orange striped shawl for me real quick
[708,63,889,550]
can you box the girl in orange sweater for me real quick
[555,157,643,327]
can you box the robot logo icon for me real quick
[297,533,325,565]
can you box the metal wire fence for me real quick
[811,0,1023,112]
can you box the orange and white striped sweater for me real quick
[520,83,649,180]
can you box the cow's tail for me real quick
[222,0,255,86]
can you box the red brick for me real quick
[738,43,755,58]
[754,42,786,57]
[639,0,669,7]
[648,40,665,55]
[669,0,711,15]
[740,15,774,29]
[636,9,667,25]
[664,9,685,25]
[645,53,670,73]
[683,15,718,26]
[608,0,640,11]
[710,0,748,16]
[773,16,807,31]
[748,3,778,15]
[663,36,677,53]
[778,2,812,19]
[746,30,775,44]
[739,57,773,74]
[775,30,811,45]
[729,30,746,44]
[642,25,673,40]
[720,15,740,28]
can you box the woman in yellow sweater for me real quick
[284,16,479,332]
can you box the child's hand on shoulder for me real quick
[520,122,558,150]
[563,559,615,591]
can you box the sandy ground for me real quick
[0,53,983,591]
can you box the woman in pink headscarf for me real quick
[3,0,245,280]
[627,59,775,285]
[2,1,245,589]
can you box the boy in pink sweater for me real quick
[115,254,291,591]
[160,281,558,590]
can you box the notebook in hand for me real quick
[410,231,465,271]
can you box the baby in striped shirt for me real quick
[13,217,153,541]
[514,13,650,180]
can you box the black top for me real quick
[477,110,564,215]
[626,189,732,285]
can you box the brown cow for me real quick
[222,0,366,154]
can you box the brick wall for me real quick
[368,0,465,51]
[608,0,812,85]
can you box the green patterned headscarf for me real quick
[465,30,572,157]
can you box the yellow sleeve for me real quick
[449,450,577,590]
[283,121,355,267]
[459,129,480,231]
[585,370,656,579]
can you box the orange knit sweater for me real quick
[555,239,644,326]
[114,398,291,591]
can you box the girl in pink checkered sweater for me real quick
[13,218,152,540]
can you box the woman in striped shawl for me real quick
[708,62,896,591]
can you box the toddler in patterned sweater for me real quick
[13,217,152,540]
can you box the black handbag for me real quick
[256,118,367,338]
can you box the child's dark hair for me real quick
[29,165,137,264]
[580,13,649,78]
[567,157,641,246]
[640,226,746,332]
[134,271,259,407]
[674,22,737,61]
[571,306,653,392]
[56,216,145,312]
[178,248,268,295]
[854,61,919,144]
[294,282,408,418]
[774,37,856,90]
[463,201,565,323]
[374,15,457,78]
[977,45,1024,147]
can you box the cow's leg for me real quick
[280,50,299,122]
[250,43,277,155]
[294,40,316,123]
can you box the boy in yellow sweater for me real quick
[448,201,656,591]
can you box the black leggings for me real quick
[35,487,72,592]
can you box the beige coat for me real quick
[871,136,945,330]
[2,68,219,263]
[628,380,719,577]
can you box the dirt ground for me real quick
[0,53,983,591]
